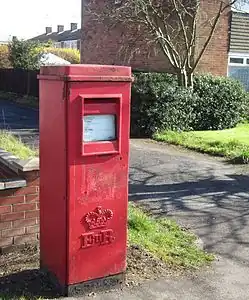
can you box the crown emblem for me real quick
[84,206,113,230]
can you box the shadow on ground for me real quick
[129,167,249,266]
[1,138,249,298]
[0,269,61,299]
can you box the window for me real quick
[63,40,78,49]
[228,66,249,91]
[54,42,62,48]
[228,55,249,91]
[229,57,244,64]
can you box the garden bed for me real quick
[0,245,172,299]
[0,206,213,299]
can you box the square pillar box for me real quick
[38,65,132,295]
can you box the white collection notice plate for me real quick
[83,114,116,142]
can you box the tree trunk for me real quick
[187,72,194,89]
[177,68,188,88]
[177,69,194,89]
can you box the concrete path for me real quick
[0,99,39,148]
[72,140,249,300]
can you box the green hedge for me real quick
[0,45,11,68]
[42,47,80,64]
[131,73,195,136]
[193,75,248,130]
[131,72,248,137]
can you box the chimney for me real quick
[70,23,78,31]
[57,25,64,33]
[46,27,52,34]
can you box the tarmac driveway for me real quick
[0,99,39,148]
[130,140,249,260]
[127,139,249,300]
[78,140,249,299]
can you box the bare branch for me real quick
[85,0,247,87]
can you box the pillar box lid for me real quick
[38,64,133,82]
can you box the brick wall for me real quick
[81,0,229,76]
[81,1,175,73]
[0,168,39,253]
[195,0,230,75]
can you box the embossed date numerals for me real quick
[80,229,115,249]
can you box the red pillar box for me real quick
[38,65,132,295]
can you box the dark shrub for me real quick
[131,72,198,136]
[193,75,248,130]
[131,72,249,137]
[9,39,41,70]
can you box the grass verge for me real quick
[0,131,37,159]
[128,205,214,269]
[154,123,249,163]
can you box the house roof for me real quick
[29,29,81,43]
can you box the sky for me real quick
[0,0,249,42]
[0,0,81,41]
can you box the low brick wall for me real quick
[0,149,39,253]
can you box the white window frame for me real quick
[63,40,78,49]
[228,52,249,66]
[54,42,62,48]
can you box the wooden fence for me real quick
[0,68,39,97]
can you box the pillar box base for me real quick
[63,273,125,297]
[41,263,125,297]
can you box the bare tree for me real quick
[85,0,248,87]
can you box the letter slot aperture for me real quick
[81,95,122,156]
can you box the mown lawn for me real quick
[154,123,249,163]
[128,205,214,269]
[0,131,37,159]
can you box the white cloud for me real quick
[233,0,249,11]
[0,0,81,41]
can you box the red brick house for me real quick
[30,23,81,50]
[81,0,230,76]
